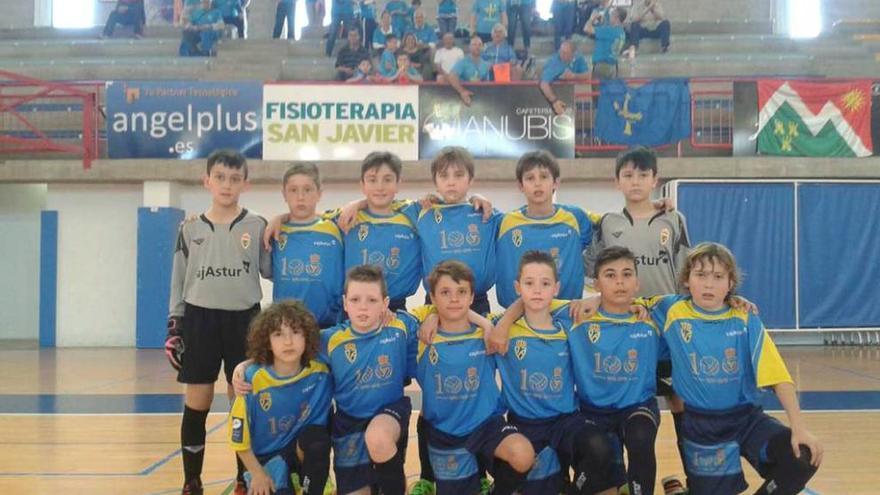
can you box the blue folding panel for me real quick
[676,183,796,328]
[39,211,58,347]
[797,184,880,328]
[136,207,185,348]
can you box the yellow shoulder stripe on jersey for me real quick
[327,327,357,356]
[357,210,416,230]
[251,361,330,393]
[587,210,602,226]
[497,208,581,239]
[508,319,567,341]
[755,330,793,388]
[409,305,436,323]
[417,341,429,361]
[663,300,747,333]
[280,220,343,243]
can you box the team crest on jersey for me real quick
[464,367,480,391]
[278,234,288,251]
[588,324,601,343]
[376,355,393,379]
[722,347,739,374]
[259,391,272,411]
[434,208,443,223]
[660,228,670,246]
[549,367,563,392]
[514,340,527,360]
[386,247,400,269]
[466,224,480,245]
[624,349,639,374]
[428,345,439,365]
[241,232,251,250]
[358,224,369,241]
[344,342,358,363]
[680,322,693,343]
[306,254,322,276]
[512,228,523,247]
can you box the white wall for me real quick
[46,183,141,347]
[0,184,46,341]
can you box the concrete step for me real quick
[0,39,180,58]
[0,25,183,40]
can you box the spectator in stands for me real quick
[506,0,532,54]
[539,40,590,115]
[437,0,457,36]
[471,0,506,44]
[335,29,370,80]
[482,23,522,80]
[215,0,248,39]
[179,0,225,56]
[101,0,145,39]
[325,0,357,56]
[400,31,435,80]
[446,36,492,105]
[410,9,438,48]
[373,11,394,51]
[360,0,378,51]
[628,0,670,53]
[434,31,464,82]
[552,0,575,50]
[393,52,424,82]
[386,0,411,36]
[584,6,626,79]
[378,34,401,79]
[346,58,381,82]
[272,0,295,39]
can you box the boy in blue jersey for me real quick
[322,265,421,495]
[416,261,535,495]
[571,246,664,495]
[491,251,617,495]
[272,163,344,328]
[495,150,598,309]
[646,243,822,495]
[229,301,332,495]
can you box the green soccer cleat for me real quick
[291,473,302,493]
[479,477,492,495]
[408,479,436,495]
[618,484,630,495]
[323,477,336,495]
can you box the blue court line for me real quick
[803,488,821,495]
[3,390,880,414]
[0,419,227,478]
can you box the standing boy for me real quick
[495,150,597,308]
[272,163,345,328]
[166,149,271,495]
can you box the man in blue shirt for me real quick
[584,6,626,79]
[538,40,590,115]
[446,36,492,105]
[215,0,248,38]
[506,0,532,54]
[482,23,522,79]
[273,0,295,39]
[179,0,224,56]
[325,0,357,56]
[470,0,507,43]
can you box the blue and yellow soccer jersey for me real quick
[228,361,332,456]
[417,204,502,295]
[318,311,419,419]
[495,205,595,308]
[649,295,793,411]
[416,325,505,436]
[272,219,345,327]
[331,204,422,303]
[568,310,661,410]
[491,302,577,420]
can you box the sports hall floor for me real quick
[0,346,878,494]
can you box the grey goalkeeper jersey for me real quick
[169,209,272,317]
[584,209,690,297]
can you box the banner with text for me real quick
[418,84,575,159]
[106,81,262,159]
[263,84,419,161]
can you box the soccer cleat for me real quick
[618,484,630,495]
[408,479,436,495]
[181,478,203,495]
[323,477,336,495]
[480,477,492,495]
[233,479,248,495]
[661,475,687,495]
[291,473,302,493]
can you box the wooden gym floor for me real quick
[0,346,878,494]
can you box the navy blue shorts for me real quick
[330,396,412,494]
[682,404,788,495]
[508,412,601,495]
[581,398,661,486]
[427,415,520,495]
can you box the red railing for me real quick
[0,70,100,169]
